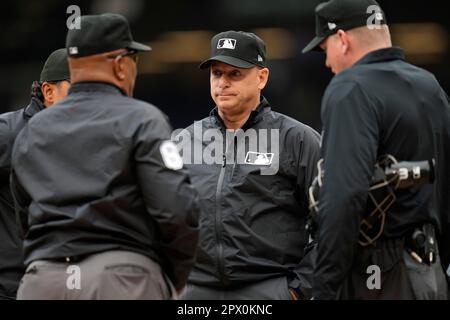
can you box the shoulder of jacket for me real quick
[184,115,216,132]
[269,111,320,139]
[328,60,387,88]
[0,108,25,135]
[324,76,368,104]
[120,97,168,122]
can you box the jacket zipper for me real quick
[214,137,230,286]
[231,135,237,178]
[214,154,227,283]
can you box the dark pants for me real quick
[17,250,175,300]
[338,238,449,300]
[182,276,293,300]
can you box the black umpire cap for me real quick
[66,13,151,58]
[200,31,267,69]
[40,48,70,82]
[302,0,387,53]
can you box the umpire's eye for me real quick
[107,50,139,65]
[229,70,241,77]
[121,50,139,64]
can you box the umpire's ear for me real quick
[336,29,350,55]
[40,82,55,105]
[257,67,269,90]
[112,54,126,81]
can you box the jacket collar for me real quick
[210,96,271,130]
[23,97,46,121]
[354,46,405,67]
[69,82,126,96]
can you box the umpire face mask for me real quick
[308,155,434,246]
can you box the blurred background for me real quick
[1,0,449,132]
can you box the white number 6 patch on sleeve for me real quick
[159,140,183,170]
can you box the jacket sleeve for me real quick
[295,126,321,199]
[2,113,30,237]
[313,81,379,299]
[9,124,33,238]
[0,115,12,180]
[437,89,450,272]
[10,168,31,238]
[133,109,200,290]
[291,125,321,299]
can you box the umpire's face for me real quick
[320,30,352,74]
[210,61,269,116]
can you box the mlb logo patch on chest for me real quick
[244,151,274,166]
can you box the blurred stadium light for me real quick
[1,0,449,130]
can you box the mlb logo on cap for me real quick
[200,30,267,69]
[217,38,236,49]
[69,47,79,55]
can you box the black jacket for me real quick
[178,97,321,290]
[11,82,200,290]
[314,47,450,299]
[0,97,44,299]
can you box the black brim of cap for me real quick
[302,36,326,53]
[42,77,70,82]
[128,41,152,52]
[199,55,255,69]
